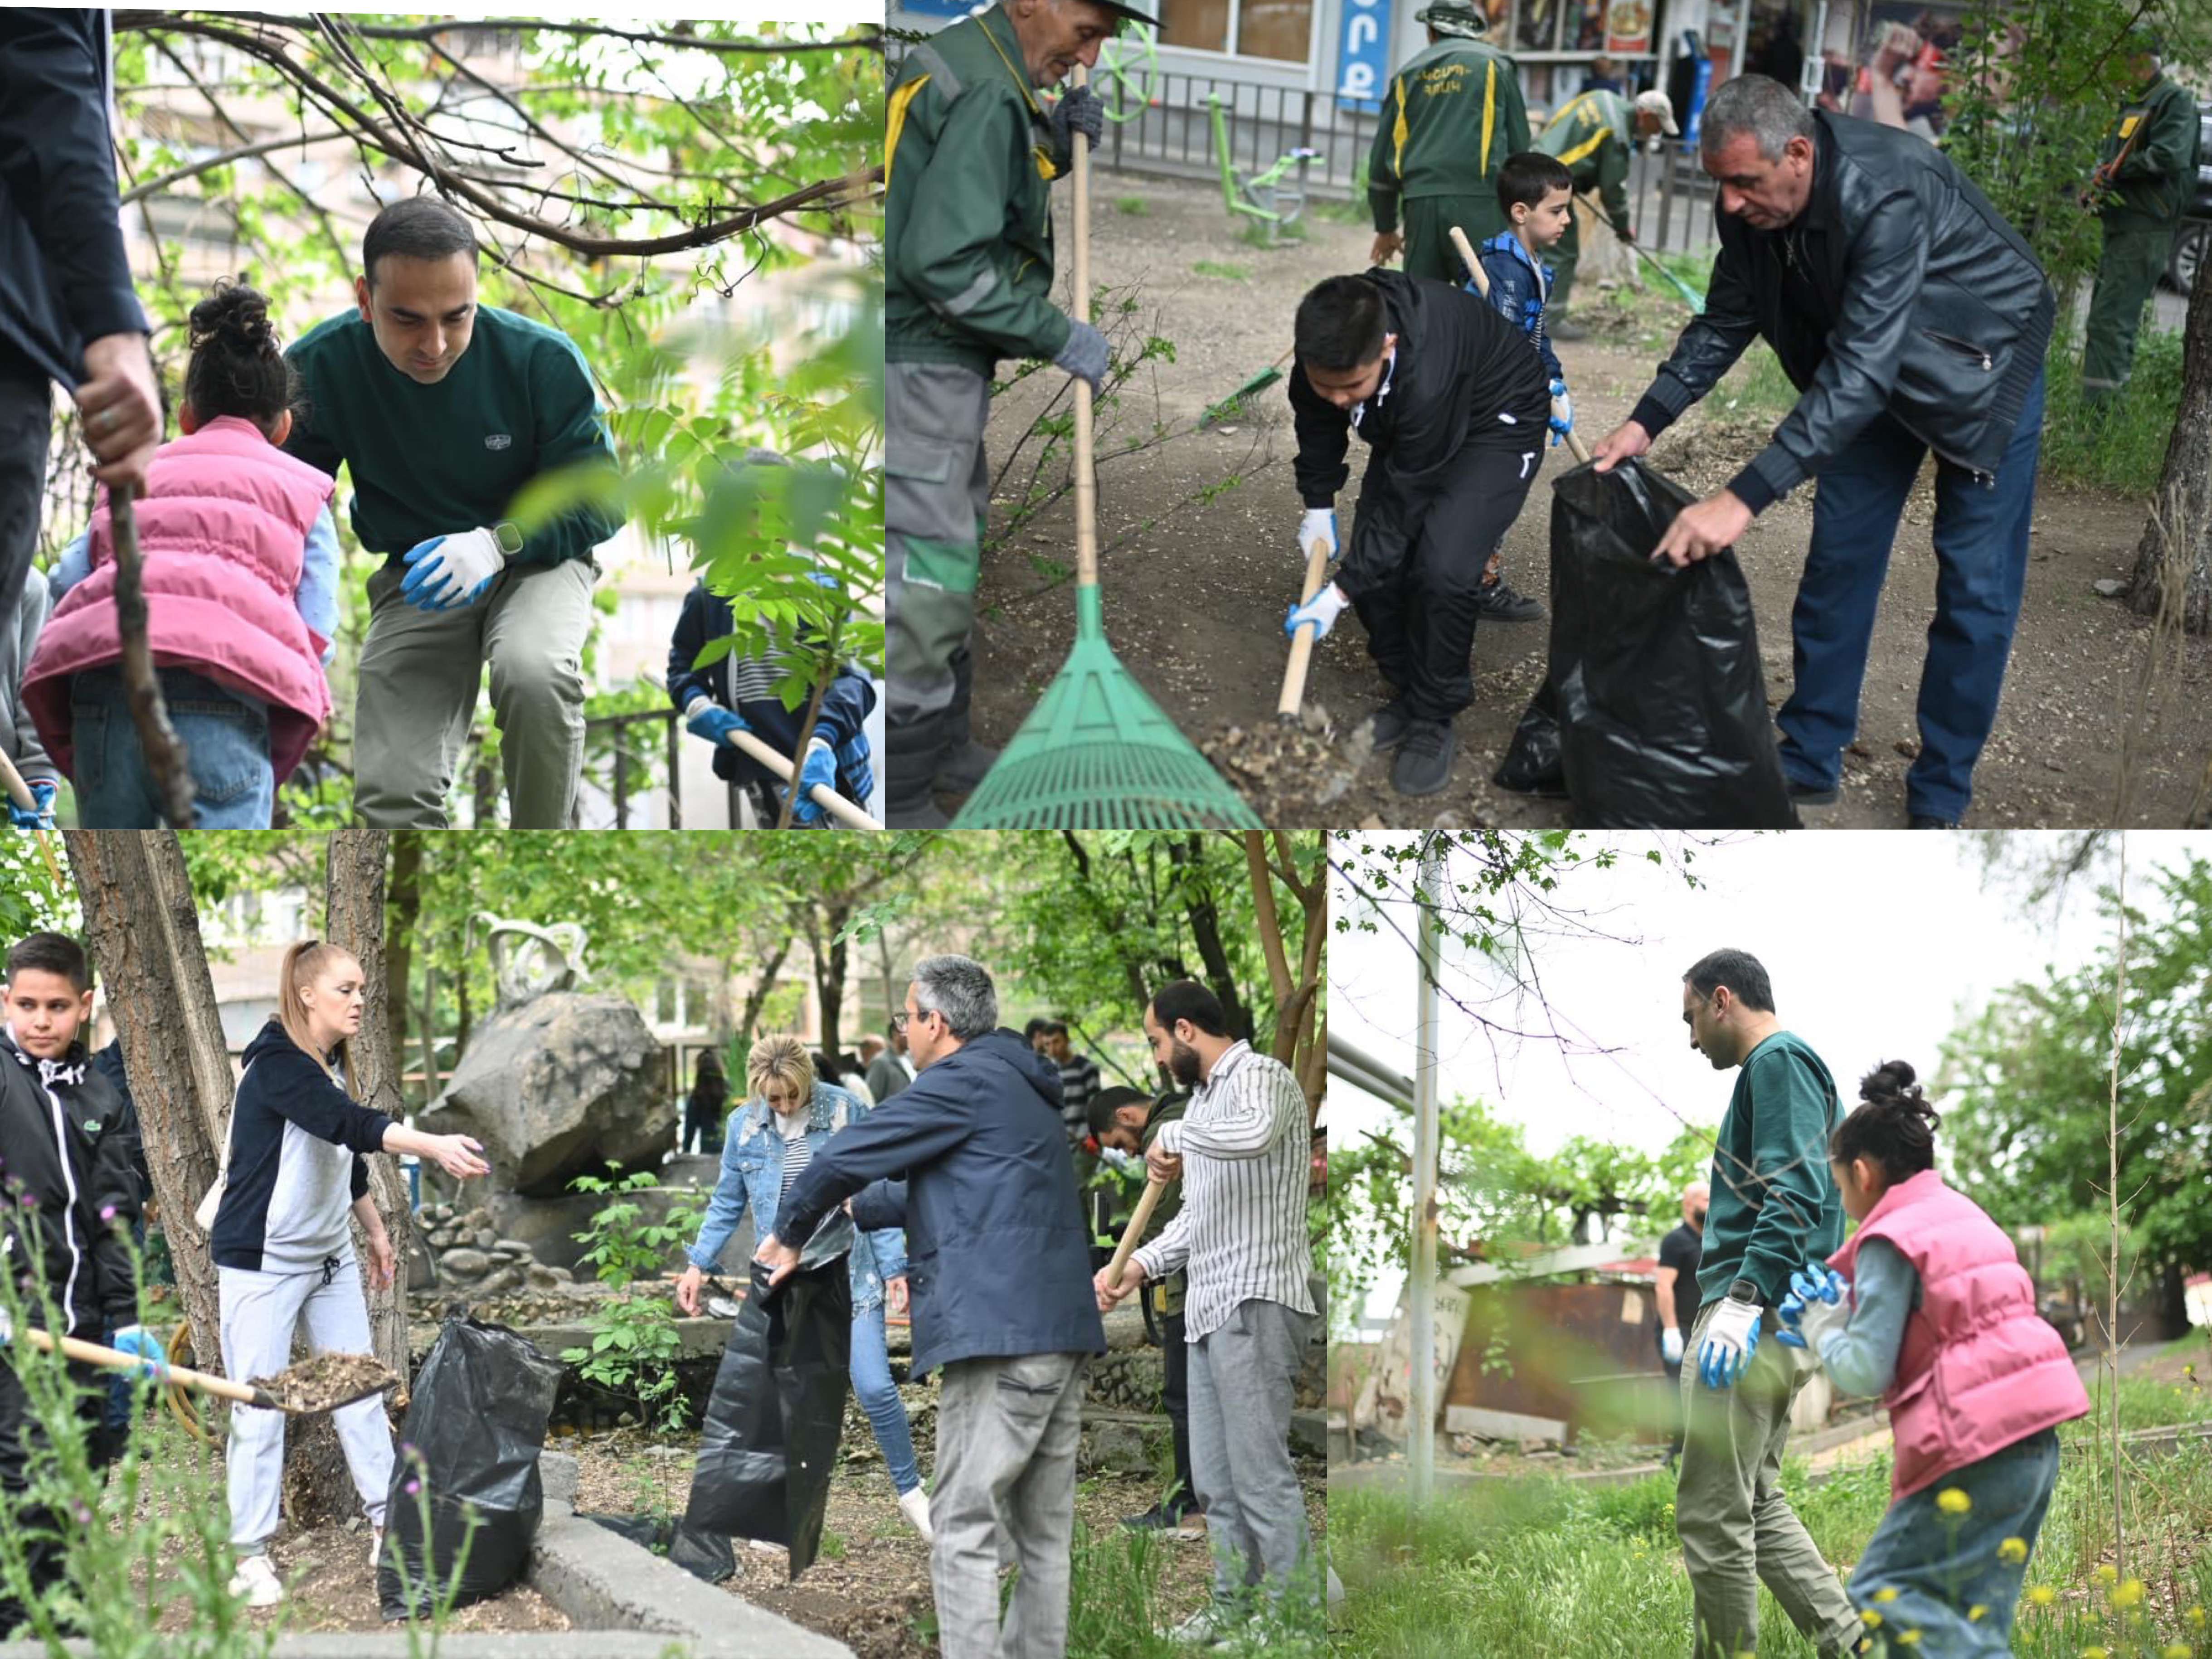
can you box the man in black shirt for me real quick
[1654,1180,1707,1466]
[1281,270,1551,797]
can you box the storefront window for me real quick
[1160,0,1230,53]
[1159,0,1312,59]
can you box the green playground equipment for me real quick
[1206,93,1320,243]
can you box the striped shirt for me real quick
[1057,1054,1100,1145]
[776,1108,813,1210]
[1132,1040,1316,1341]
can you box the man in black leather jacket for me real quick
[1590,75,2053,830]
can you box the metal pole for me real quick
[1409,832,1445,1506]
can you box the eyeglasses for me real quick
[891,1010,933,1035]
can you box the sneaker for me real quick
[1548,316,1589,341]
[1391,720,1457,797]
[1162,1603,1238,1646]
[228,1554,284,1609]
[1123,1502,1206,1540]
[1786,778,1839,806]
[1365,698,1416,752]
[1471,579,1544,623]
[898,1485,935,1543]
[1908,813,1958,829]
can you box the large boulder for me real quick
[421,992,673,1196]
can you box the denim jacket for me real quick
[685,1080,907,1313]
[1472,231,1565,386]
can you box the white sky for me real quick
[1330,832,2212,1323]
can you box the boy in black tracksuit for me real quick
[1283,269,1551,796]
[0,933,156,1634]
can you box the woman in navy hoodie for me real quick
[211,939,489,1608]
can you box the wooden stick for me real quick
[107,493,197,827]
[1451,226,1592,464]
[1072,63,1097,592]
[1276,536,1332,720]
[1104,1177,1167,1294]
[0,750,65,888]
[720,730,882,830]
[22,1327,276,1410]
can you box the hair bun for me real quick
[1857,1059,1940,1131]
[189,278,278,355]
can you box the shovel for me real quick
[1452,225,1591,464]
[0,749,64,887]
[1277,535,1332,721]
[20,1327,397,1416]
[713,727,882,831]
[1102,1177,1168,1300]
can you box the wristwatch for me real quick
[1727,1278,1760,1306]
[492,519,525,559]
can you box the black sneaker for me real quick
[1366,698,1416,752]
[1548,316,1589,341]
[1473,579,1544,623]
[1786,778,1839,807]
[1908,813,1959,829]
[1392,720,1457,796]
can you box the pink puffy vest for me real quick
[1829,1168,2088,1500]
[23,416,334,786]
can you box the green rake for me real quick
[953,67,1261,831]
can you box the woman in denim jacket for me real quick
[675,1034,931,1540]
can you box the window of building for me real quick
[1158,0,1314,61]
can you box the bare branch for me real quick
[119,125,346,203]
[119,13,886,57]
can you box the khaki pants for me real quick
[353,556,595,828]
[1675,1299,1860,1659]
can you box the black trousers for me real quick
[0,355,52,633]
[1162,1307,1198,1514]
[0,1353,127,1635]
[1348,404,1548,723]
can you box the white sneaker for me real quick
[228,1554,284,1609]
[897,1485,934,1543]
[1162,1604,1235,1646]
[369,1527,384,1570]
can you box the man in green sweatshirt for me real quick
[1673,947,1859,1659]
[284,197,622,828]
[1535,86,1677,335]
[885,0,1155,827]
[2082,31,2201,408]
[1366,1,1529,282]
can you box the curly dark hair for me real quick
[1829,1060,1942,1185]
[183,279,297,436]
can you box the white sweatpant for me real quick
[218,1261,395,1553]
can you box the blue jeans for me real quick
[1849,1427,2061,1657]
[1778,370,2045,824]
[69,667,274,828]
[850,1302,921,1496]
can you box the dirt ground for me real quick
[971,171,2212,828]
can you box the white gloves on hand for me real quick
[1299,506,1338,560]
[1660,1326,1684,1366]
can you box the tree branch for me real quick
[125,13,887,57]
[119,124,346,203]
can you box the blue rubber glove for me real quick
[1776,1261,1848,1351]
[1697,1297,1761,1389]
[783,736,839,826]
[1284,581,1349,642]
[111,1323,167,1381]
[399,527,505,612]
[1548,378,1575,448]
[684,698,749,746]
[834,729,874,810]
[8,780,56,831]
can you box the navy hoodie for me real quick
[0,1029,140,1335]
[776,1028,1107,1379]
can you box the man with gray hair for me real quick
[760,953,1105,1659]
[1589,73,2054,831]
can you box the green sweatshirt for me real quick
[283,304,621,568]
[1694,1030,1846,1311]
[1368,38,1531,232]
[2097,73,2200,232]
[887,5,1075,376]
[1537,88,1635,231]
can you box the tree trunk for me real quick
[62,831,230,1368]
[1169,834,1253,1043]
[286,830,411,1528]
[1245,831,1327,1125]
[2127,239,2212,630]
[814,904,850,1061]
[735,937,795,1051]
[384,832,423,1100]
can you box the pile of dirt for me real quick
[251,1351,399,1415]
[1202,707,1373,825]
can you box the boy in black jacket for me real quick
[1282,270,1551,796]
[0,931,161,1633]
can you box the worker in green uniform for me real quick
[884,0,1155,827]
[2081,29,2200,408]
[1367,1,1529,282]
[1536,86,1678,337]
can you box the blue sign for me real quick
[1336,0,1394,114]
[897,0,980,16]
[1683,54,1713,146]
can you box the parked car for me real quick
[2163,99,2212,294]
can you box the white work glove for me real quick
[1660,1326,1684,1366]
[1697,1296,1762,1390]
[1298,506,1338,561]
[1283,581,1349,642]
[1776,1261,1852,1356]
[1548,378,1575,448]
[399,526,507,612]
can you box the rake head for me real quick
[953,591,1262,829]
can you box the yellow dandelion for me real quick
[2083,1647,2110,1659]
[1895,1632,1921,1648]
[2192,1608,2208,1630]
[2162,1646,2191,1659]
[2029,1586,2058,1606]
[1935,1488,1972,1515]
[1875,1589,1900,1603]
[2095,1564,2120,1584]
[1857,1642,1873,1656]
[1862,1609,1884,1628]
[1998,1537,2029,1564]
[1969,1605,1989,1622]
[2112,1579,2146,1609]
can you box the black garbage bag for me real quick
[579,1513,736,1584]
[682,1213,854,1577]
[378,1315,564,1620]
[1494,459,1799,828]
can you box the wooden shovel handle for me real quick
[1451,225,1590,464]
[1071,63,1098,591]
[0,748,34,813]
[1277,537,1332,719]
[24,1327,272,1408]
[1105,1177,1167,1294]
[720,729,882,830]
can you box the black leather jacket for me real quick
[1630,111,2054,506]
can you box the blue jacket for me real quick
[685,1081,906,1314]
[1473,232,1565,386]
[776,1029,1108,1379]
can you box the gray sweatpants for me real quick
[1189,1297,1315,1608]
[354,555,596,828]
[218,1262,395,1553]
[930,1350,1088,1659]
[886,362,991,726]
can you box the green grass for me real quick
[1333,1434,2212,1658]
[1116,195,1149,215]
[1066,1523,1327,1657]
[2038,326,2184,498]
[1192,259,1250,281]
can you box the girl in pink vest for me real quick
[1776,1061,2088,1655]
[22,280,337,827]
